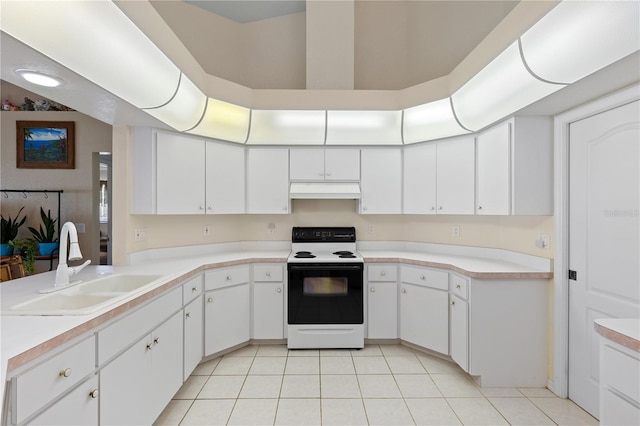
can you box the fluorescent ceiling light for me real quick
[521,1,640,84]
[403,98,470,144]
[15,69,64,87]
[143,74,207,132]
[187,98,250,143]
[326,111,402,145]
[248,110,326,145]
[451,42,564,131]
[1,1,180,108]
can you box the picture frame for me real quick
[16,121,75,169]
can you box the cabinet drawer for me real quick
[183,274,203,304]
[206,266,250,290]
[450,275,469,300]
[98,286,182,364]
[401,266,448,290]
[13,336,96,425]
[253,264,283,282]
[368,265,397,282]
[602,343,640,403]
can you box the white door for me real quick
[206,141,245,214]
[568,100,640,417]
[360,149,402,214]
[403,143,437,214]
[436,136,475,214]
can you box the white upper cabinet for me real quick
[156,131,206,215]
[435,136,476,215]
[476,117,552,215]
[290,148,360,181]
[247,148,290,214]
[206,142,245,214]
[360,149,402,214]
[403,143,437,214]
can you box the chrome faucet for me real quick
[55,222,91,287]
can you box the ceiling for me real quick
[185,0,306,23]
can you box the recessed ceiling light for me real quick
[15,69,65,87]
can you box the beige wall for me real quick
[1,82,112,271]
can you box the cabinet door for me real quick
[205,284,250,355]
[206,142,245,214]
[290,149,325,180]
[253,283,284,339]
[184,296,204,381]
[450,294,469,372]
[149,312,184,420]
[325,149,360,181]
[247,149,290,214]
[156,132,206,214]
[367,282,398,339]
[403,143,437,214]
[360,149,402,214]
[476,121,511,215]
[400,283,449,354]
[436,136,475,215]
[100,332,154,425]
[29,375,99,426]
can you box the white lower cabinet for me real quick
[184,296,204,380]
[449,294,469,372]
[253,264,285,340]
[366,264,398,339]
[100,310,183,425]
[204,266,251,355]
[28,375,99,426]
[599,339,640,425]
[400,267,449,354]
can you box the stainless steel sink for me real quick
[3,274,163,316]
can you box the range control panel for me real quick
[292,227,356,243]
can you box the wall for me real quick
[0,81,113,271]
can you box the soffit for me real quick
[151,0,518,90]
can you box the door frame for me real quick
[552,83,640,398]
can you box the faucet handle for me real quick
[69,260,92,276]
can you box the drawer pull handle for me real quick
[456,284,461,289]
[186,312,191,318]
[59,368,72,378]
[451,300,456,306]
[154,337,159,345]
[146,343,153,351]
[89,389,99,399]
[401,288,407,294]
[192,287,197,292]
[380,271,386,276]
[208,297,214,303]
[266,272,271,277]
[370,288,375,293]
[276,288,282,293]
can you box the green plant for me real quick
[1,207,27,244]
[28,207,57,243]
[9,238,37,274]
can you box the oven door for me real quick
[288,263,364,325]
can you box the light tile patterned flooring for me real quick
[154,344,597,426]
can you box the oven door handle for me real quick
[288,264,363,272]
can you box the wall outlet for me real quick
[134,228,147,242]
[268,223,276,234]
[368,224,375,234]
[203,225,210,237]
[536,234,550,249]
[452,225,460,237]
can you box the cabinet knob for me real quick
[438,206,443,210]
[59,368,72,378]
[146,343,153,351]
[276,287,282,293]
[208,206,213,211]
[266,272,271,277]
[319,172,324,176]
[282,206,288,211]
[451,300,456,306]
[363,206,368,211]
[208,297,213,303]
[456,284,461,289]
[370,287,375,293]
[380,271,386,276]
[199,205,204,210]
[420,275,425,280]
[154,337,159,345]
[326,172,332,176]
[226,275,232,281]
[89,389,99,399]
[478,206,483,210]
[186,312,191,318]
[192,287,197,292]
[430,206,435,211]
[401,288,407,294]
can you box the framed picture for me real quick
[16,121,75,169]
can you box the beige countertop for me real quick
[595,318,640,352]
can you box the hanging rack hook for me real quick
[3,191,8,199]
[22,191,27,198]
[44,191,48,199]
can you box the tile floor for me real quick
[154,344,598,426]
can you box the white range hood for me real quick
[290,182,361,199]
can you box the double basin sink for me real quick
[4,274,163,316]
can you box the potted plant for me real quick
[8,238,37,274]
[28,207,58,256]
[1,207,26,256]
